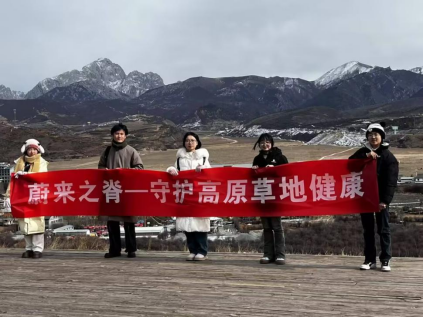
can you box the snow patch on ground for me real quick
[217,125,364,147]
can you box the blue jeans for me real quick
[185,232,208,256]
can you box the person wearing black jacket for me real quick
[349,122,398,272]
[252,133,289,265]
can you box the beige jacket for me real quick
[6,157,48,235]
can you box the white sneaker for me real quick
[381,261,391,272]
[194,254,207,261]
[360,261,377,270]
[186,253,196,261]
[275,258,286,265]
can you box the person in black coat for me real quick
[349,122,398,272]
[252,133,289,265]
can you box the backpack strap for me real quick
[104,146,111,163]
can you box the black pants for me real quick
[261,217,285,260]
[185,232,208,256]
[107,221,137,254]
[360,207,391,262]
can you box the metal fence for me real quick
[0,163,13,193]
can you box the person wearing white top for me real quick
[167,132,211,261]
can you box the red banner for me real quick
[10,159,378,218]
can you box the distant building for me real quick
[0,163,13,193]
[398,176,416,184]
[414,174,423,184]
[46,216,65,229]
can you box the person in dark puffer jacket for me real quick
[252,133,289,265]
[349,122,398,272]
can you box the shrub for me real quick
[0,233,16,248]
[5,219,422,257]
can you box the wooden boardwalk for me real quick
[0,249,422,317]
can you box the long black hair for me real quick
[183,132,202,149]
[253,133,274,150]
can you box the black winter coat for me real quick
[253,147,289,168]
[349,144,399,205]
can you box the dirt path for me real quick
[319,147,356,160]
[73,160,100,168]
[219,136,238,144]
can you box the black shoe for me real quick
[275,258,286,265]
[22,251,34,258]
[127,252,136,258]
[32,252,43,259]
[104,252,121,258]
[260,257,272,264]
[360,261,376,270]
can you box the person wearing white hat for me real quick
[349,122,399,272]
[4,139,48,258]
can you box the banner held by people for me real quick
[10,159,378,218]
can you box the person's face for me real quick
[26,148,38,157]
[185,135,198,152]
[113,130,127,143]
[367,132,382,148]
[259,139,272,151]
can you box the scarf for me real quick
[112,140,128,150]
[15,154,41,173]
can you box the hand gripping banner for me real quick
[10,159,378,218]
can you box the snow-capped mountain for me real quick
[25,58,164,99]
[120,71,164,97]
[305,66,423,110]
[0,85,25,100]
[410,67,423,74]
[314,61,374,88]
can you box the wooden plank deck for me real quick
[0,249,422,317]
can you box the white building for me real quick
[398,176,414,184]
[414,174,423,184]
